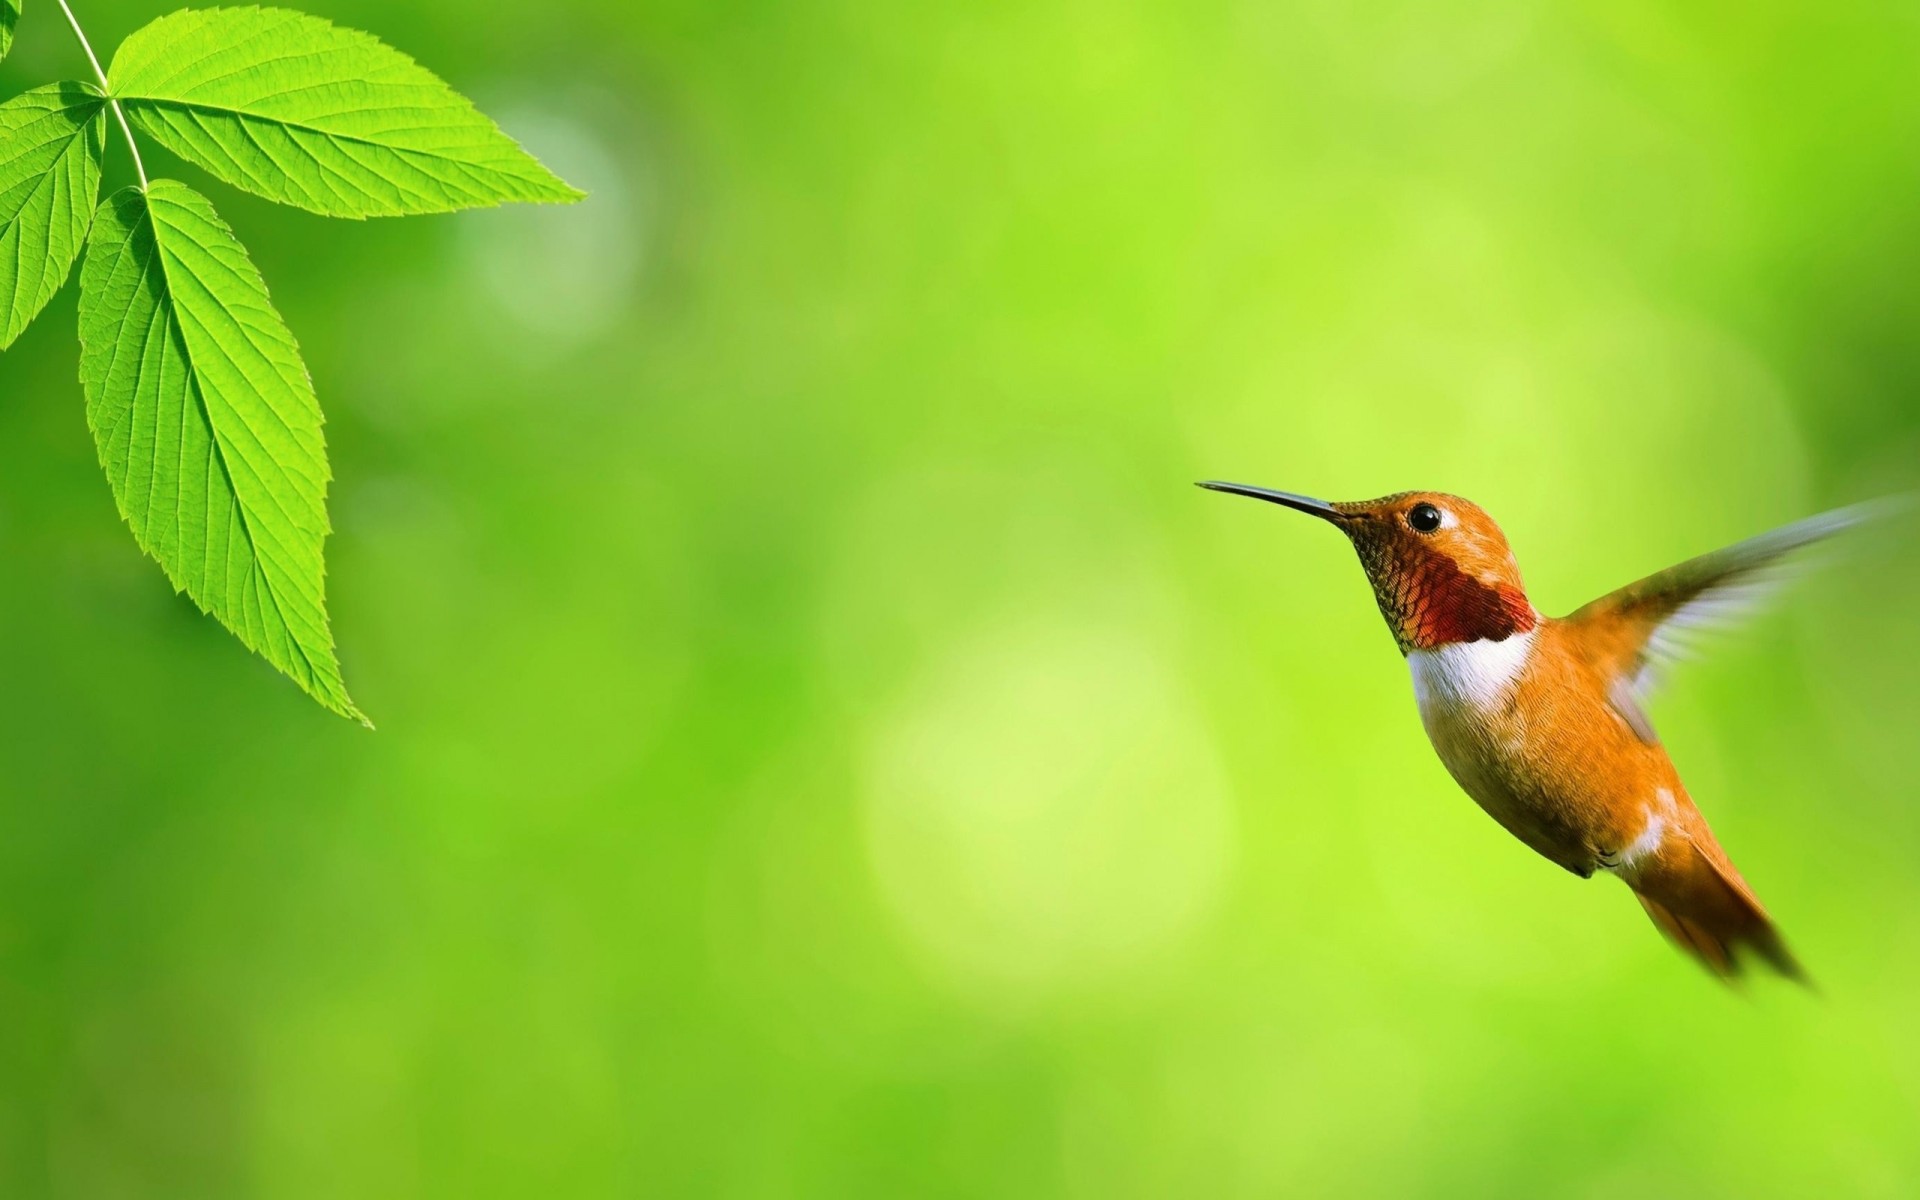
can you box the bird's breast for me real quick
[1405,627,1557,850]
[1407,627,1537,725]
[1405,621,1668,875]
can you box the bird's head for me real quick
[1200,482,1537,653]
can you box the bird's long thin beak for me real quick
[1196,480,1346,522]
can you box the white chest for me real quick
[1407,627,1538,723]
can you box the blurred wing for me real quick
[1566,500,1899,742]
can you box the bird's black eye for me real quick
[1408,503,1443,533]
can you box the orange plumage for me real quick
[1200,481,1883,982]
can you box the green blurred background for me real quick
[3,0,1920,1195]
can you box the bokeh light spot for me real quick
[863,615,1234,1011]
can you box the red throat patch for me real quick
[1363,550,1536,651]
[1414,557,1536,647]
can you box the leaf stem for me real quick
[53,0,147,190]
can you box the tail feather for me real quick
[1627,834,1806,984]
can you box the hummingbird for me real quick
[1200,481,1888,982]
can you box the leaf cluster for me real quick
[0,4,579,721]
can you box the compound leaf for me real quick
[78,178,362,720]
[0,83,106,349]
[109,7,582,218]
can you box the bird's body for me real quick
[1409,618,1793,977]
[1199,481,1880,981]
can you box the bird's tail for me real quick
[1625,832,1806,985]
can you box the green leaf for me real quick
[0,83,107,349]
[0,1,17,65]
[79,179,362,721]
[108,7,583,219]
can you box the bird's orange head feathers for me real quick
[1199,483,1537,653]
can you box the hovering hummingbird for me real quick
[1200,481,1888,982]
